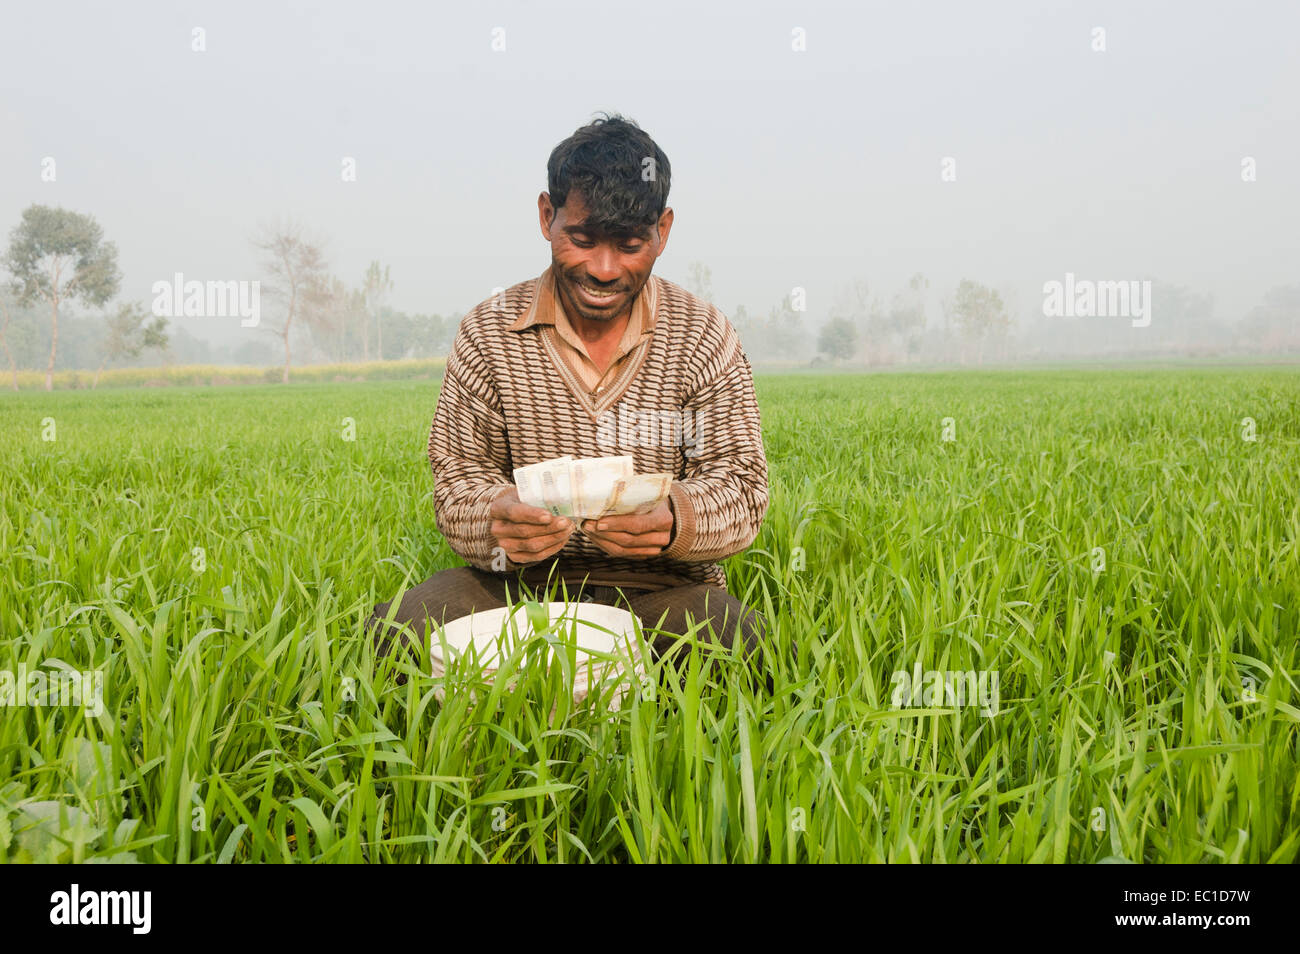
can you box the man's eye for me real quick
[569,235,641,253]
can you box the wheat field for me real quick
[1,367,1296,862]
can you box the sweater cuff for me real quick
[465,483,516,571]
[662,481,697,560]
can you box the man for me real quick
[368,113,771,683]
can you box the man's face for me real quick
[538,190,673,324]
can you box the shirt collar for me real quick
[507,264,658,336]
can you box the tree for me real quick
[5,205,121,391]
[93,302,168,388]
[686,262,713,303]
[362,261,394,361]
[829,279,887,363]
[817,316,858,363]
[762,293,808,363]
[302,273,363,363]
[951,279,1008,365]
[1240,284,1300,352]
[254,222,327,383]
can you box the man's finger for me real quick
[582,527,671,548]
[511,527,573,553]
[493,516,571,540]
[499,504,555,526]
[488,489,556,526]
[583,512,669,535]
[507,534,571,563]
[496,529,572,554]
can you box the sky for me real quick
[2,0,1297,352]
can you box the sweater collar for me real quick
[507,264,659,335]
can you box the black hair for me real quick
[545,112,671,240]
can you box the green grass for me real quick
[1,367,1297,862]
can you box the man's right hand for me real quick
[489,487,575,564]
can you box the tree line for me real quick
[5,204,1295,391]
[1,205,459,390]
[684,263,1299,367]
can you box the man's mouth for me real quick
[574,279,622,305]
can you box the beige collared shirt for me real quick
[506,265,657,395]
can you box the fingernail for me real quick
[596,521,607,530]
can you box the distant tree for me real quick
[887,273,929,361]
[302,273,362,363]
[951,278,1008,365]
[764,293,808,363]
[728,303,755,351]
[362,261,394,361]
[4,205,121,390]
[817,316,858,363]
[254,222,328,382]
[1240,284,1300,352]
[93,302,168,388]
[378,309,453,359]
[829,279,886,363]
[686,262,713,303]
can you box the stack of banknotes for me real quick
[513,455,672,520]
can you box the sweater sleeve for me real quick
[427,328,517,572]
[661,324,769,563]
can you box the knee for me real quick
[701,591,767,654]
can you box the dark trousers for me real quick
[366,566,771,687]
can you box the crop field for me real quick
[1,367,1297,863]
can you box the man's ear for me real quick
[538,192,556,239]
[654,207,674,256]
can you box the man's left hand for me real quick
[580,500,673,558]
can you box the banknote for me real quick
[513,456,572,516]
[569,456,633,518]
[513,456,670,520]
[599,472,673,517]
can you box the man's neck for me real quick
[570,307,631,346]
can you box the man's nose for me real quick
[586,246,621,283]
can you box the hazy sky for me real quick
[3,0,1297,349]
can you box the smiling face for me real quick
[538,190,673,326]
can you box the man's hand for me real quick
[490,488,574,564]
[580,500,674,559]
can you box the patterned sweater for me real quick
[427,267,769,592]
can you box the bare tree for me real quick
[253,222,327,383]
